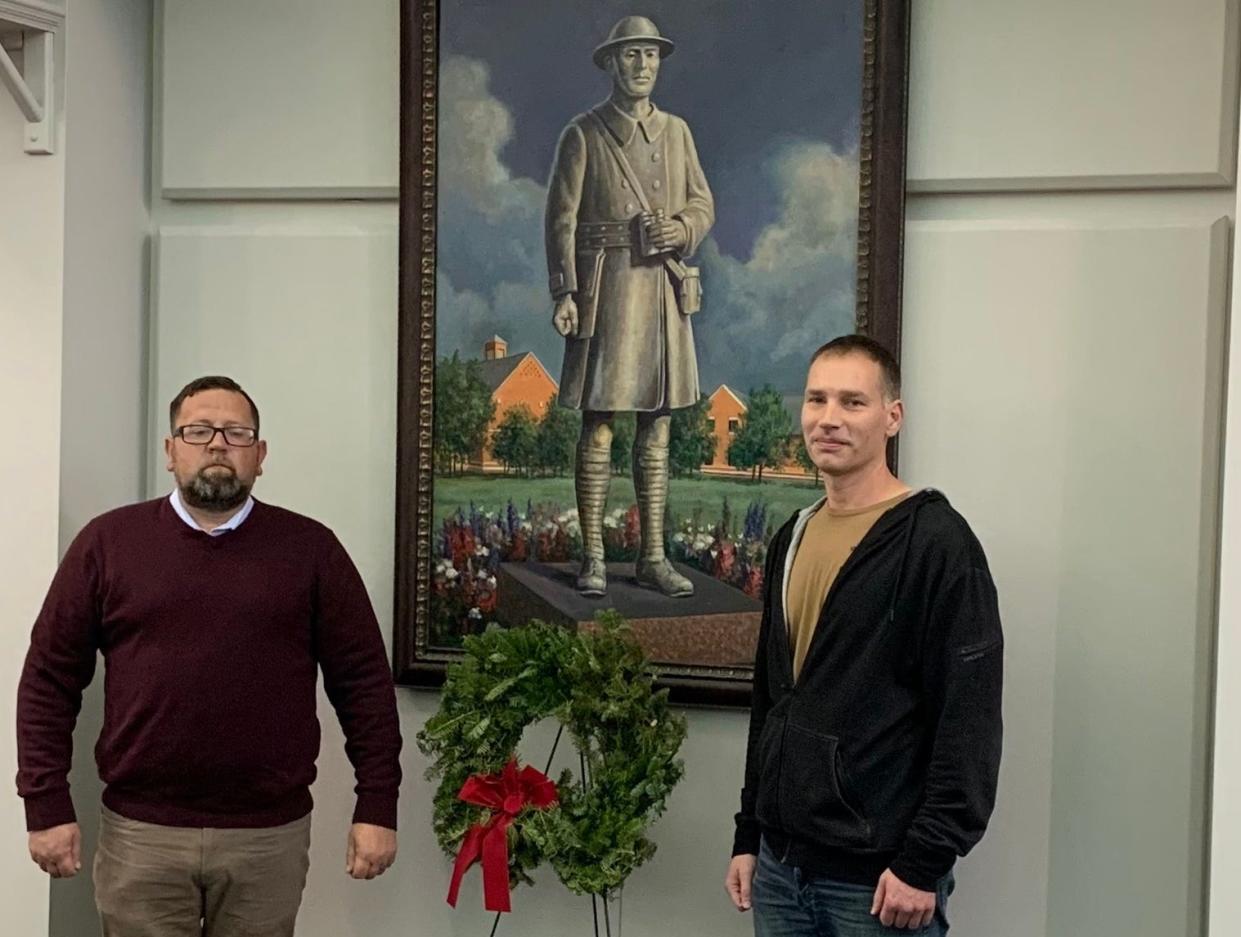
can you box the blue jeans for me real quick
[752,839,953,937]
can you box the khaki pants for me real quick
[93,806,311,937]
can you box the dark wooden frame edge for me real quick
[393,0,910,707]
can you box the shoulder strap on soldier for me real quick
[587,110,688,282]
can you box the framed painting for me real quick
[395,0,910,705]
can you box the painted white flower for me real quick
[467,607,482,619]
[445,568,459,581]
[487,576,497,588]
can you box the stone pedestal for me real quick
[495,561,761,668]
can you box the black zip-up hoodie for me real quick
[732,489,1003,891]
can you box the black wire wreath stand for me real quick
[486,724,622,937]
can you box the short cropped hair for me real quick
[169,376,260,434]
[809,335,901,402]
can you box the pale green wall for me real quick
[38,0,1240,934]
[49,1,153,935]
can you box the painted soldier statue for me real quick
[545,15,715,598]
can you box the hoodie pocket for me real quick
[754,714,786,829]
[779,723,872,847]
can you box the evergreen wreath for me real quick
[417,613,688,899]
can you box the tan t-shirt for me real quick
[787,492,911,680]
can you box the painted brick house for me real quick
[470,336,558,471]
[702,384,812,479]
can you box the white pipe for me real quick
[0,39,43,123]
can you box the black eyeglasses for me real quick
[174,424,259,447]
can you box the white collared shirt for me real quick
[170,488,254,536]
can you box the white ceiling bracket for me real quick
[0,1,65,156]
[0,27,53,154]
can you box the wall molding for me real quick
[162,186,398,202]
[908,170,1234,195]
[0,0,63,33]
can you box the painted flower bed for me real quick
[429,498,775,646]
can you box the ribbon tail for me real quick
[447,824,486,908]
[480,818,513,913]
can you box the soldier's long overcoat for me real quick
[545,102,714,412]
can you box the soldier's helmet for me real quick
[592,16,675,69]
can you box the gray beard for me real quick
[181,467,250,512]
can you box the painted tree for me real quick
[669,394,716,477]
[434,352,495,475]
[535,396,580,477]
[727,385,791,483]
[609,412,636,476]
[726,430,760,479]
[491,404,539,476]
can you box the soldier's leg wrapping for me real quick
[575,413,612,596]
[633,411,693,597]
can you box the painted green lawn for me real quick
[434,472,822,527]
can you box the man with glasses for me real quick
[16,375,402,937]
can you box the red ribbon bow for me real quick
[446,758,558,913]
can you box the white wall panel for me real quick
[52,0,153,932]
[151,227,399,513]
[1208,104,1241,937]
[902,218,1228,937]
[159,0,398,198]
[0,22,65,937]
[908,0,1239,191]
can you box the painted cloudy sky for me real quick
[434,0,863,398]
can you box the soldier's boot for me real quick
[632,440,694,598]
[574,444,610,597]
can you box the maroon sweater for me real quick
[16,497,402,831]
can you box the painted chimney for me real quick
[484,335,507,360]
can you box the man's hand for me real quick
[724,853,756,912]
[870,868,936,929]
[647,218,688,253]
[345,823,397,880]
[552,295,579,337]
[29,822,81,878]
